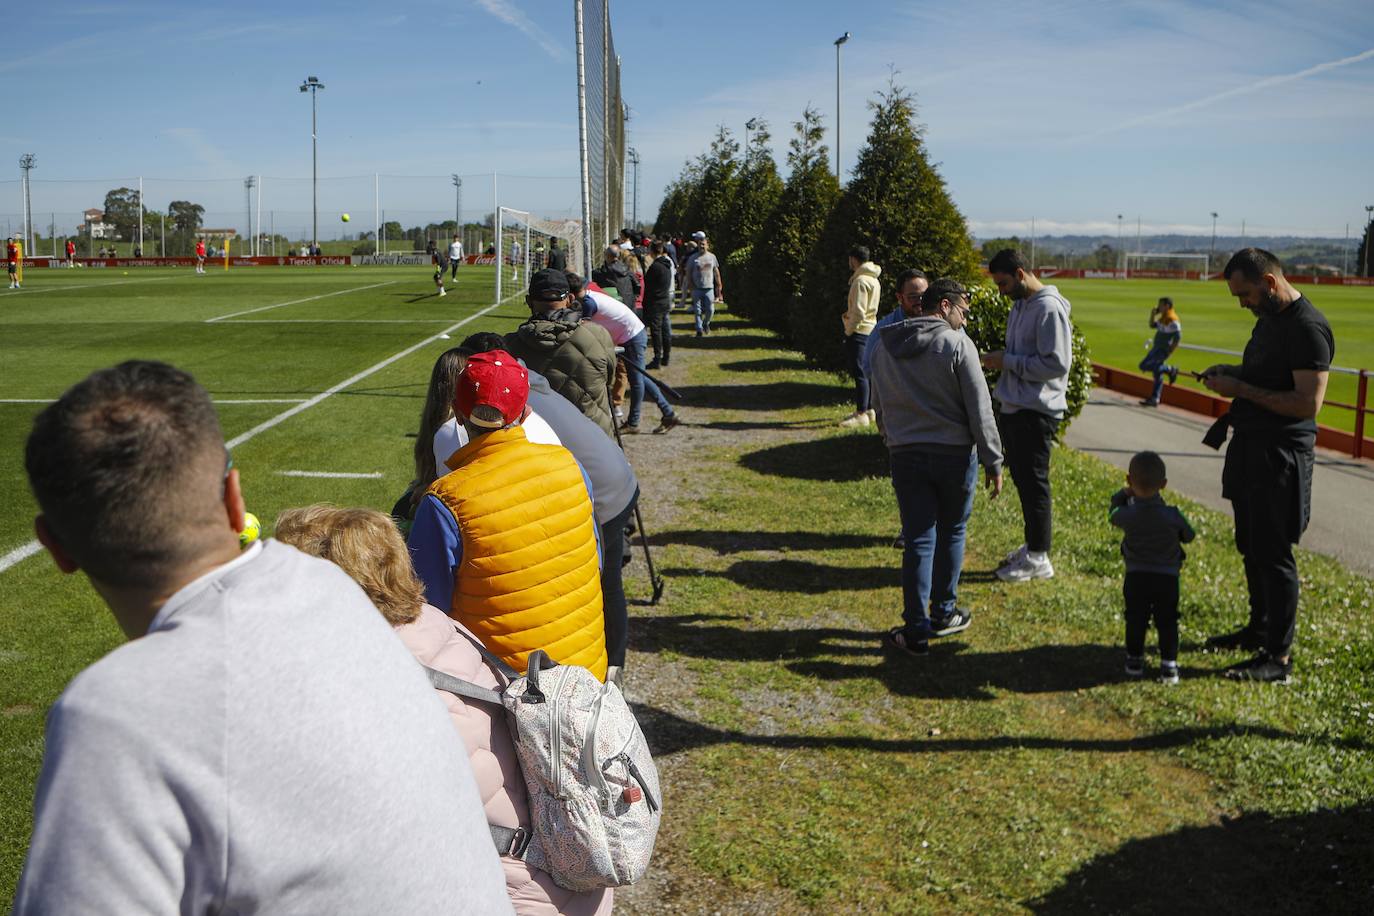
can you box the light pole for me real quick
[451,174,462,245]
[1209,211,1219,276]
[299,76,325,252]
[1365,205,1374,277]
[834,32,849,181]
[626,148,640,230]
[244,177,256,253]
[19,154,35,252]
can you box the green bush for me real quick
[963,281,1094,433]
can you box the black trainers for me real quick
[1125,655,1145,678]
[653,414,680,434]
[620,422,641,435]
[1139,399,1159,407]
[1167,366,1179,385]
[891,535,905,550]
[1158,661,1180,685]
[646,360,661,370]
[1225,652,1292,684]
[1205,627,1264,652]
[929,609,972,637]
[883,626,928,657]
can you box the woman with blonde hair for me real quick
[1139,296,1183,407]
[274,505,612,916]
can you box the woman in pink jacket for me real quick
[274,505,612,916]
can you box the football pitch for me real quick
[1053,277,1374,434]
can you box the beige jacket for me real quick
[844,261,882,336]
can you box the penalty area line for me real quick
[204,280,400,322]
[277,471,385,479]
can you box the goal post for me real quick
[496,206,586,303]
[1121,251,1212,280]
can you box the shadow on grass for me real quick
[629,613,881,661]
[634,703,1357,758]
[739,434,891,481]
[671,382,853,411]
[718,357,809,373]
[661,559,899,592]
[695,419,838,431]
[648,529,894,555]
[1029,804,1374,913]
[669,334,781,352]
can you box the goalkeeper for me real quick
[432,245,451,298]
[1138,297,1182,407]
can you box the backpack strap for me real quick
[423,665,503,707]
[444,623,522,683]
[489,824,532,859]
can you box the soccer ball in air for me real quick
[240,512,261,548]
[341,213,351,223]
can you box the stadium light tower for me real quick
[834,33,850,181]
[1209,212,1219,275]
[1365,204,1374,277]
[299,76,325,251]
[452,174,462,233]
[627,148,640,230]
[19,154,35,252]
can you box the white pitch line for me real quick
[277,470,385,479]
[204,280,399,323]
[7,276,175,295]
[222,318,456,324]
[1,398,309,405]
[0,541,43,575]
[2,292,518,577]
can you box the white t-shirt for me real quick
[448,241,463,261]
[693,251,719,289]
[583,288,644,345]
[433,411,561,472]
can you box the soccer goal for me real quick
[495,207,586,303]
[1121,251,1212,280]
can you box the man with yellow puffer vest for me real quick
[840,246,883,428]
[408,349,608,682]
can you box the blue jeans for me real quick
[691,288,715,333]
[889,449,978,633]
[1139,347,1175,402]
[844,332,870,413]
[623,329,673,426]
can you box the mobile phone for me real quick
[1189,370,1209,381]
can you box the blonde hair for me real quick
[274,505,426,626]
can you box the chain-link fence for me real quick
[576,0,626,265]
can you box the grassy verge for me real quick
[616,308,1373,913]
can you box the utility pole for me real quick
[299,76,325,252]
[451,174,462,235]
[834,33,850,181]
[626,148,640,230]
[1365,205,1374,277]
[1209,211,1219,276]
[19,154,35,252]
[244,177,256,253]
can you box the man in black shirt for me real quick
[1199,248,1334,684]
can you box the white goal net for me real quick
[496,207,586,303]
[1121,251,1212,279]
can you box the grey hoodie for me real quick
[870,315,1003,473]
[994,284,1074,418]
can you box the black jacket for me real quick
[644,256,673,311]
[592,260,639,305]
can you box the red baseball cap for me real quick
[454,350,529,429]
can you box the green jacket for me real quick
[506,308,618,438]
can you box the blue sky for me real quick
[5,0,1373,239]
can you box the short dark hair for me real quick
[460,332,507,354]
[848,245,870,262]
[1223,247,1284,282]
[988,248,1031,276]
[1157,296,1173,307]
[651,240,666,255]
[921,277,970,312]
[564,271,586,295]
[895,268,928,290]
[25,361,228,587]
[1129,450,1168,489]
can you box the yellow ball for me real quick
[341,213,351,222]
[239,512,261,547]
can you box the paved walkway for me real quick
[1065,387,1374,578]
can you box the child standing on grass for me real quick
[1109,450,1196,684]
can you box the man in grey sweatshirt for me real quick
[17,360,511,914]
[870,277,1003,655]
[981,248,1074,583]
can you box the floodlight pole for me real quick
[1209,212,1218,276]
[299,76,325,252]
[244,177,256,254]
[19,155,37,251]
[626,148,640,230]
[1116,213,1123,275]
[452,174,462,232]
[1365,205,1374,277]
[834,33,849,181]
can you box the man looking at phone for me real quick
[1198,248,1333,684]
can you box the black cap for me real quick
[528,268,570,301]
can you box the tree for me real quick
[167,201,204,235]
[380,221,404,242]
[793,80,981,371]
[653,158,705,237]
[722,121,785,318]
[102,187,141,240]
[980,237,1021,263]
[1357,219,1373,277]
[687,127,741,257]
[740,106,840,335]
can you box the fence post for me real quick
[1355,369,1368,461]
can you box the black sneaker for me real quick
[1139,399,1159,407]
[653,414,680,435]
[1125,655,1145,678]
[1167,366,1179,385]
[929,609,971,637]
[1225,653,1291,684]
[891,535,905,550]
[1205,627,1264,651]
[620,422,641,435]
[646,360,661,370]
[883,626,929,657]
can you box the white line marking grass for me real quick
[2,292,518,577]
[1,398,308,405]
[276,471,385,479]
[205,281,399,322]
[221,319,455,324]
[6,276,175,295]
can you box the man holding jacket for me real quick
[871,278,1003,656]
[981,248,1073,583]
[840,246,883,428]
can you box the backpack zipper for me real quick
[583,687,611,805]
[619,752,659,812]
[548,666,573,798]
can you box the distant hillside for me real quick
[976,234,1360,272]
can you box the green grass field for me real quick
[1051,277,1373,434]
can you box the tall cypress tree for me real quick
[688,127,741,257]
[1357,219,1373,278]
[722,120,785,322]
[793,81,980,370]
[743,107,841,336]
[653,158,705,237]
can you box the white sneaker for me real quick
[839,411,871,428]
[997,544,1028,570]
[438,287,446,296]
[996,552,1054,582]
[866,409,876,423]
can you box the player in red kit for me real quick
[65,239,76,268]
[195,237,207,274]
[7,237,19,288]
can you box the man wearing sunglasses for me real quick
[870,278,1003,656]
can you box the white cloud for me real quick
[165,127,239,176]
[473,0,567,60]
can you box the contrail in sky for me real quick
[1066,46,1374,144]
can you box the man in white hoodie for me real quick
[840,245,883,427]
[981,248,1074,583]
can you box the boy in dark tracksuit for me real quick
[1109,451,1196,684]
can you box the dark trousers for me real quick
[1124,571,1180,661]
[645,303,672,365]
[998,409,1060,553]
[891,449,977,632]
[844,332,870,413]
[599,490,638,667]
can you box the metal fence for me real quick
[575,0,626,270]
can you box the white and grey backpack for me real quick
[425,638,661,892]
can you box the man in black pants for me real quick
[981,249,1074,582]
[1200,248,1334,684]
[643,239,674,368]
